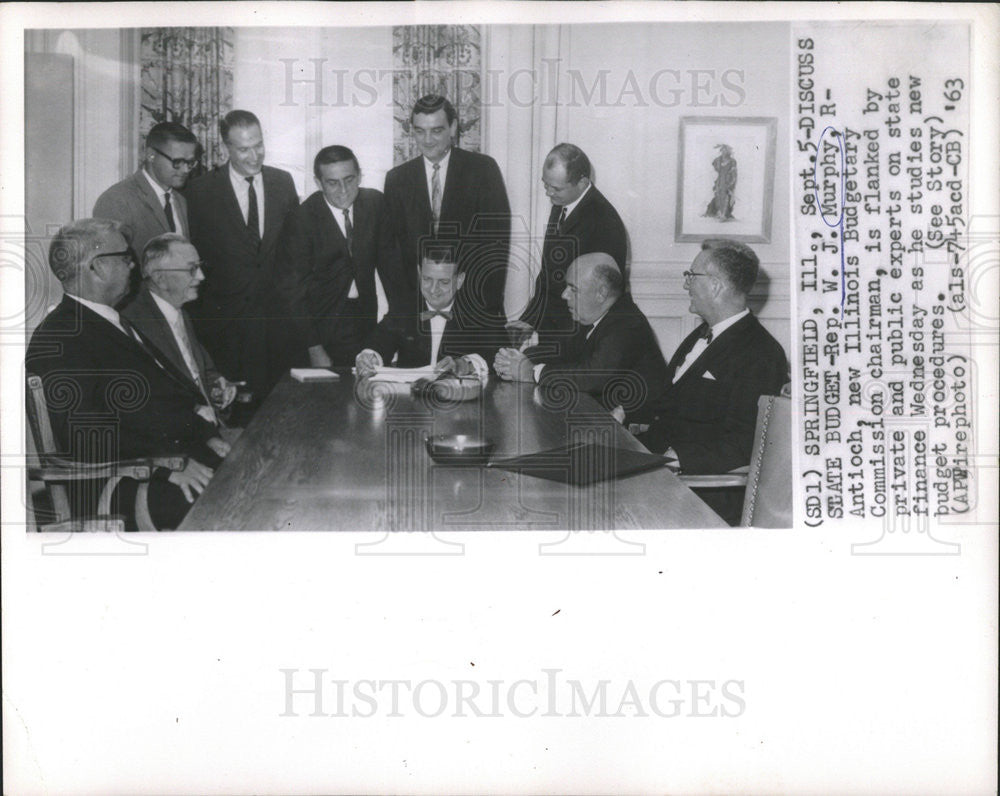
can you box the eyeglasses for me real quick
[91,249,136,268]
[683,270,713,282]
[152,262,204,277]
[150,145,198,170]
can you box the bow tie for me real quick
[699,326,714,343]
[420,309,452,321]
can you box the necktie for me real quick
[163,191,176,232]
[700,325,714,344]
[420,309,453,321]
[171,314,201,386]
[431,163,442,233]
[246,176,260,246]
[556,206,567,234]
[343,208,353,255]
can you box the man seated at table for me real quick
[493,252,669,418]
[26,219,230,531]
[121,233,238,431]
[635,238,788,475]
[354,252,507,381]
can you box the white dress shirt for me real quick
[67,293,129,336]
[323,196,359,299]
[560,181,591,222]
[229,165,265,238]
[672,308,749,383]
[149,292,201,384]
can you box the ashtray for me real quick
[424,434,496,464]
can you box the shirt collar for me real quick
[149,289,182,325]
[709,308,750,339]
[423,149,451,179]
[229,164,259,191]
[424,300,455,314]
[562,182,592,218]
[65,292,124,331]
[142,167,169,199]
[323,195,353,216]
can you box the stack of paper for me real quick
[366,366,437,384]
[290,368,340,383]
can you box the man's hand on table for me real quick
[494,348,536,382]
[168,458,215,503]
[206,436,231,459]
[355,349,382,378]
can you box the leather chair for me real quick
[26,373,186,532]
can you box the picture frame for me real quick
[675,116,777,243]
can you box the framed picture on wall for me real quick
[675,116,777,243]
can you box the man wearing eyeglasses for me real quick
[93,121,199,257]
[635,239,788,484]
[122,233,238,423]
[26,219,232,531]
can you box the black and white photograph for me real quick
[1,3,997,794]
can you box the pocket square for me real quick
[702,371,716,380]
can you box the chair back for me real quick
[740,394,792,527]
[26,373,73,525]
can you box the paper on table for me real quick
[367,366,437,384]
[290,368,340,382]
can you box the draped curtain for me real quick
[392,25,482,166]
[139,27,234,176]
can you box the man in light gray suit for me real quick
[93,122,199,256]
[121,233,237,423]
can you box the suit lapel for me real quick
[134,289,188,377]
[439,148,461,222]
[409,157,433,228]
[261,167,285,248]
[218,168,248,235]
[131,170,170,231]
[672,314,755,389]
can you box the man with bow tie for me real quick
[635,238,788,477]
[26,219,231,530]
[354,252,506,381]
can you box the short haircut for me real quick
[420,246,459,269]
[146,121,198,150]
[141,232,189,277]
[701,238,759,295]
[591,259,624,298]
[48,218,124,282]
[545,143,592,184]
[313,145,360,178]
[220,109,261,143]
[411,94,457,126]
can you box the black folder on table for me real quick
[488,441,668,486]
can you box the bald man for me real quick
[495,252,668,418]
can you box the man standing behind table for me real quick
[495,252,668,419]
[93,121,198,256]
[121,233,238,427]
[511,143,628,361]
[26,219,229,531]
[185,110,299,403]
[355,253,507,382]
[635,239,788,476]
[277,145,392,369]
[383,94,511,322]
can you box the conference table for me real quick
[178,375,727,531]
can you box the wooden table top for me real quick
[178,376,727,531]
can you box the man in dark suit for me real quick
[277,145,391,369]
[512,143,628,361]
[26,219,230,530]
[121,233,237,419]
[636,239,788,477]
[185,109,300,401]
[355,253,507,381]
[495,252,668,418]
[383,94,510,322]
[93,121,198,256]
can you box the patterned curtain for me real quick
[392,25,482,166]
[139,28,234,177]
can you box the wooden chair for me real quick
[26,373,186,532]
[680,392,792,528]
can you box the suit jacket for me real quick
[383,147,511,318]
[520,184,628,338]
[364,294,507,371]
[637,312,789,474]
[536,294,668,415]
[121,285,222,396]
[26,296,217,465]
[93,169,190,255]
[184,164,300,390]
[276,188,389,360]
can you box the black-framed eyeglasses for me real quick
[152,262,204,278]
[683,270,712,281]
[150,145,198,170]
[90,249,136,268]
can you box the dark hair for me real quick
[146,121,198,150]
[313,145,360,178]
[48,218,124,282]
[701,238,759,295]
[411,94,458,126]
[545,143,592,184]
[420,245,459,268]
[220,110,261,143]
